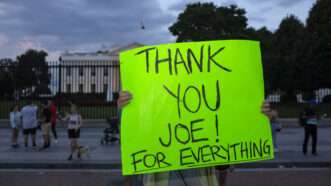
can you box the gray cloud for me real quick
[0,0,175,59]
[247,0,309,7]
[0,0,314,60]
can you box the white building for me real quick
[59,43,143,100]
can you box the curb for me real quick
[0,161,330,170]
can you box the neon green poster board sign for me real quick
[120,40,274,175]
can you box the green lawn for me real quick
[1,100,330,119]
[0,100,117,119]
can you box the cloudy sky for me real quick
[0,0,315,60]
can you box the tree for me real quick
[169,2,277,93]
[0,58,16,98]
[247,27,275,93]
[15,49,51,97]
[306,0,331,89]
[169,3,250,42]
[272,15,306,101]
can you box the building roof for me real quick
[60,42,143,61]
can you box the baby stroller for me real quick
[100,117,120,145]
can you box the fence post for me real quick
[58,62,62,112]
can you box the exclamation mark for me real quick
[215,114,219,142]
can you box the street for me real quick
[0,122,330,186]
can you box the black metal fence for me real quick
[1,61,330,119]
[0,61,120,119]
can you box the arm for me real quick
[77,115,83,129]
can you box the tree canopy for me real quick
[169,3,250,42]
[168,1,331,101]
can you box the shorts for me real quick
[23,128,37,135]
[41,123,51,136]
[68,129,80,139]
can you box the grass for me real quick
[0,100,330,119]
[0,100,117,119]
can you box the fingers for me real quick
[118,91,133,108]
[261,101,271,117]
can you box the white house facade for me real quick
[59,43,142,100]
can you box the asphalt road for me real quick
[0,120,330,186]
[0,168,330,186]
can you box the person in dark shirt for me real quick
[49,100,58,143]
[301,103,319,155]
[40,100,52,150]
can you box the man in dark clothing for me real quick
[40,101,52,150]
[301,104,319,155]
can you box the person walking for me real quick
[63,104,87,160]
[301,104,319,156]
[9,104,22,148]
[21,101,38,148]
[49,100,58,143]
[40,100,52,150]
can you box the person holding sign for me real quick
[118,91,273,186]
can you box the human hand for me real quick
[261,101,271,118]
[117,91,132,108]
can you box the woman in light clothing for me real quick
[10,104,22,148]
[63,104,85,160]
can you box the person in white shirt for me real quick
[9,104,22,148]
[21,101,38,147]
[63,103,88,160]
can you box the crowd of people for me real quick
[9,100,88,160]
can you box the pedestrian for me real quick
[301,103,319,156]
[266,103,281,152]
[21,101,38,148]
[9,104,22,148]
[63,104,87,160]
[49,100,58,143]
[117,91,273,186]
[40,100,52,150]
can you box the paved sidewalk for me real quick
[0,125,330,169]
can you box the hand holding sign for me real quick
[119,40,274,175]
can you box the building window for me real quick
[66,67,71,76]
[91,84,96,93]
[104,84,108,93]
[91,67,96,76]
[79,84,83,93]
[104,67,108,76]
[66,84,71,93]
[79,67,84,76]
